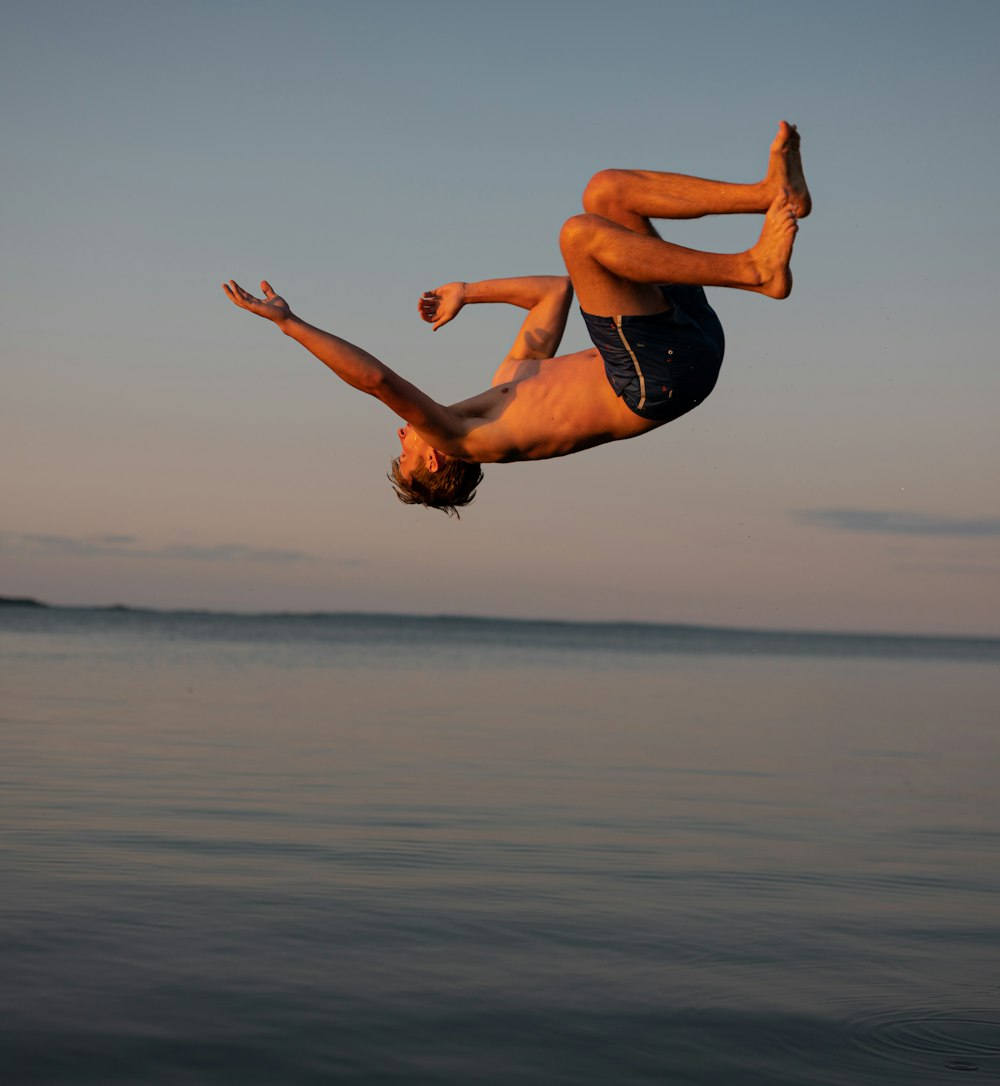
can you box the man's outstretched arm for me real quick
[223,280,466,449]
[419,276,573,367]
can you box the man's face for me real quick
[395,423,433,483]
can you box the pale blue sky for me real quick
[3,0,999,633]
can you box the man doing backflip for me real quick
[223,122,810,515]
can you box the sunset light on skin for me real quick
[3,1,999,634]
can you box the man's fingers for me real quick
[419,290,445,325]
[224,280,248,306]
[224,279,266,310]
[261,280,275,298]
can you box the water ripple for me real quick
[845,1005,1000,1077]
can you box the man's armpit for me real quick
[491,356,541,386]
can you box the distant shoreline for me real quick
[3,595,999,646]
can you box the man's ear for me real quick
[426,450,441,473]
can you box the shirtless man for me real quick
[223,122,809,515]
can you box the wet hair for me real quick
[388,455,484,518]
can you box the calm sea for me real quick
[2,606,998,1085]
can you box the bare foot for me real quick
[766,120,811,218]
[748,189,798,298]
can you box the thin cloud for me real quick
[0,533,318,564]
[795,510,1000,538]
[158,543,313,563]
[0,533,138,558]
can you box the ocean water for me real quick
[1,606,998,1085]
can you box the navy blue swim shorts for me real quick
[581,285,725,422]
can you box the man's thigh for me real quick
[560,214,670,317]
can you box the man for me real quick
[223,122,809,516]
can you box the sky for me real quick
[2,0,999,635]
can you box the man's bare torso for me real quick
[444,347,661,465]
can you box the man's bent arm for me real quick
[472,276,574,370]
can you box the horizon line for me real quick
[3,595,998,645]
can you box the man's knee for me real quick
[582,169,627,216]
[559,213,601,258]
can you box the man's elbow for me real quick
[360,371,390,397]
[553,278,574,304]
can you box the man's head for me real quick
[389,425,483,517]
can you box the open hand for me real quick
[418,282,465,332]
[222,279,292,325]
